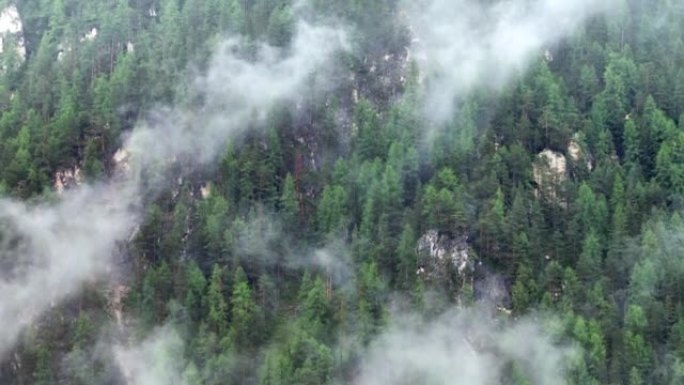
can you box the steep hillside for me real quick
[0,1,684,384]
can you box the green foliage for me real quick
[228,266,260,348]
[316,184,347,234]
[6,1,684,384]
[422,168,467,233]
[279,173,299,228]
[206,264,228,335]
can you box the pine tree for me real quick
[229,267,259,348]
[280,173,299,229]
[206,264,228,335]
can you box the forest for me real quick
[0,0,684,384]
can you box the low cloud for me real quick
[113,326,186,385]
[230,213,355,288]
[355,307,575,385]
[0,19,347,359]
[126,21,348,168]
[0,182,138,357]
[406,0,614,123]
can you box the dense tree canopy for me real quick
[1,0,684,384]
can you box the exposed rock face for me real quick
[533,149,567,203]
[0,6,22,37]
[200,183,211,199]
[567,133,593,171]
[57,43,72,62]
[417,230,470,283]
[113,148,131,176]
[109,284,130,332]
[0,5,26,63]
[81,27,98,42]
[54,167,82,193]
[567,140,581,163]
